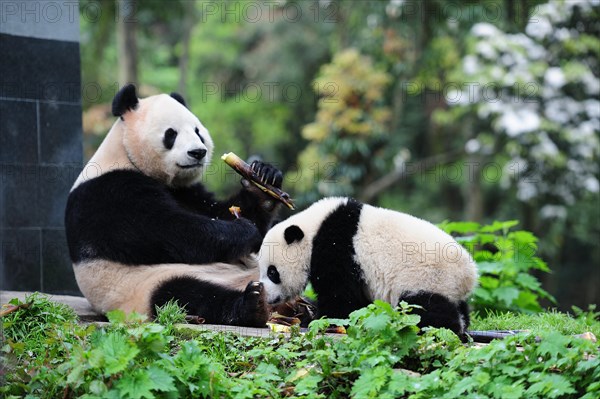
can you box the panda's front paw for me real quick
[234,218,263,253]
[250,161,283,188]
[241,161,283,212]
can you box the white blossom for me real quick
[472,23,499,37]
[540,205,567,219]
[476,42,496,59]
[584,100,600,120]
[465,139,481,154]
[463,55,480,75]
[531,132,559,158]
[581,72,600,95]
[517,180,538,201]
[526,16,552,39]
[544,67,566,89]
[554,27,572,41]
[497,108,541,137]
[585,177,600,192]
[449,0,599,203]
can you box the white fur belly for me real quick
[73,258,259,316]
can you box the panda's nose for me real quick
[187,149,207,160]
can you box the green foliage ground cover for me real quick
[1,294,598,399]
[439,220,555,313]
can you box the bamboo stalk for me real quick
[221,152,295,210]
[0,302,31,317]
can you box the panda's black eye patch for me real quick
[163,128,177,150]
[195,127,205,144]
[267,265,281,284]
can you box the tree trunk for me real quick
[178,0,197,98]
[465,153,483,222]
[463,117,483,222]
[117,0,138,87]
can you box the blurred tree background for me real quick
[79,0,599,310]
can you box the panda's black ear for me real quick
[170,92,187,108]
[112,84,139,117]
[284,225,304,245]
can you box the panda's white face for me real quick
[258,223,312,305]
[122,94,214,186]
[258,197,348,304]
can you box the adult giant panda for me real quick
[65,84,283,327]
[258,197,478,337]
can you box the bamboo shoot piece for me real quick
[221,152,295,210]
[228,206,242,219]
[0,302,31,317]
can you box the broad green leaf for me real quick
[499,382,524,399]
[66,364,85,388]
[294,373,323,396]
[362,313,391,332]
[536,332,570,359]
[254,363,280,381]
[438,221,481,234]
[146,366,176,393]
[493,286,520,307]
[479,276,499,289]
[476,262,503,274]
[351,366,390,399]
[89,380,108,396]
[100,332,140,375]
[515,273,540,290]
[480,220,519,233]
[106,310,127,324]
[115,369,155,399]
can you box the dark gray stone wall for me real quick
[1,1,83,294]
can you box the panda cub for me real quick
[258,197,479,337]
[65,84,283,327]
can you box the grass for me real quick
[0,292,79,348]
[471,306,600,337]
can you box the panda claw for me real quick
[246,162,283,191]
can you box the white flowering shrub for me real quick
[438,0,599,210]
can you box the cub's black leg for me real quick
[150,276,269,327]
[399,291,469,341]
[458,300,471,333]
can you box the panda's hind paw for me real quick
[239,281,269,327]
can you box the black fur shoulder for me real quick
[65,170,262,265]
[309,199,370,318]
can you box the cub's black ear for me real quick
[170,92,187,108]
[112,84,139,117]
[284,225,304,245]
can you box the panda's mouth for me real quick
[177,163,203,169]
[268,294,291,305]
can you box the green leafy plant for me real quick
[2,294,597,398]
[154,299,187,335]
[409,331,598,399]
[440,220,555,313]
